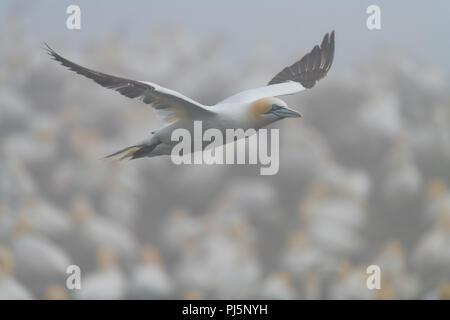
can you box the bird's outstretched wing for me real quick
[268,31,334,88]
[219,31,334,105]
[45,43,213,123]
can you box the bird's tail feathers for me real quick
[104,144,157,160]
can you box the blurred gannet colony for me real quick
[0,26,449,299]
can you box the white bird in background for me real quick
[46,31,334,160]
[0,245,33,300]
[74,247,127,300]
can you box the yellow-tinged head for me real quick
[249,97,301,124]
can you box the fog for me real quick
[0,1,449,299]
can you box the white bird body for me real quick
[46,31,334,160]
[74,268,127,300]
[12,233,71,280]
[145,99,287,156]
[128,244,174,299]
[70,199,137,263]
[259,272,297,300]
[0,245,34,299]
[74,247,127,300]
[0,276,33,300]
[129,264,174,299]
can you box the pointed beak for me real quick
[276,107,302,118]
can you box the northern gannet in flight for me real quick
[46,31,334,160]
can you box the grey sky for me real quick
[2,0,450,73]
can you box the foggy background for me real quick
[0,0,449,299]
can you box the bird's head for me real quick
[249,97,301,125]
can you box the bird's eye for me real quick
[271,104,281,110]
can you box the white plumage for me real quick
[74,247,127,300]
[128,244,174,299]
[45,32,334,160]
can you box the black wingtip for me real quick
[329,31,335,49]
[267,30,336,87]
[324,30,335,46]
[322,30,334,48]
[42,42,59,61]
[42,42,53,54]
